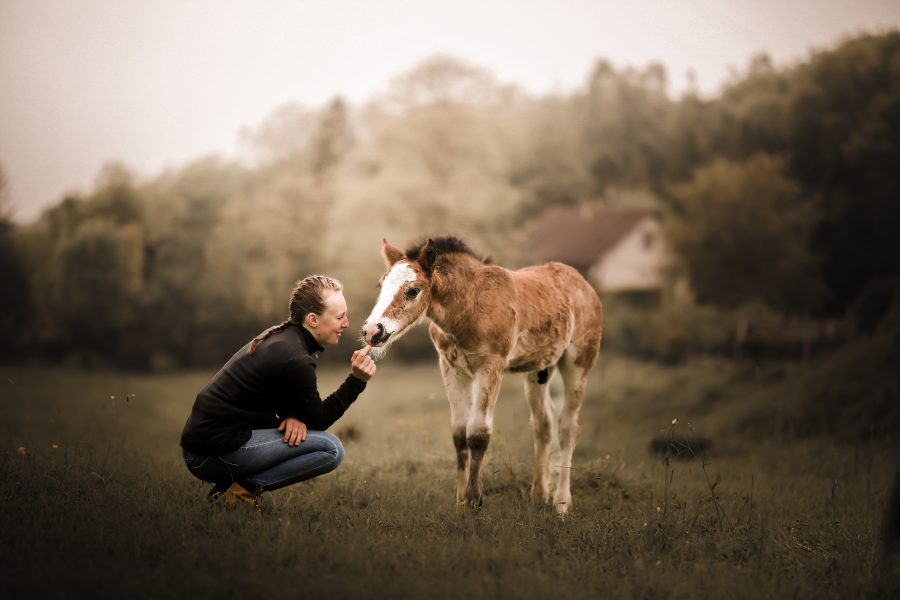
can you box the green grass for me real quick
[1,353,898,598]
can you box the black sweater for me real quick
[180,323,366,456]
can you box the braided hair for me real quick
[247,275,343,354]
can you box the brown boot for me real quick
[222,482,264,515]
[206,482,230,502]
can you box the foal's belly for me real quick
[431,323,566,375]
[505,333,567,373]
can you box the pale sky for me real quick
[1,0,898,222]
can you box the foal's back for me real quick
[505,261,603,371]
[512,261,602,329]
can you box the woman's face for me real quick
[307,291,349,346]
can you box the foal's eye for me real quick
[405,287,420,300]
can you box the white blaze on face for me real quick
[366,262,417,333]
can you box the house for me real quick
[520,204,672,298]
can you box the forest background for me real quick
[2,31,898,375]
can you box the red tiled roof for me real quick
[520,204,657,273]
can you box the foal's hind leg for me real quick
[524,368,555,503]
[555,351,591,515]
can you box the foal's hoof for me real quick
[530,486,551,504]
[554,501,570,517]
[462,494,484,510]
[454,498,483,513]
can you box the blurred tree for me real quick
[508,95,593,211]
[663,92,717,186]
[0,165,10,219]
[383,54,510,109]
[87,162,143,225]
[338,88,522,263]
[309,97,355,183]
[239,101,316,164]
[0,166,32,360]
[787,32,900,313]
[207,171,326,324]
[140,157,253,366]
[714,53,792,160]
[56,219,142,363]
[667,154,824,313]
[580,59,673,196]
[211,100,354,330]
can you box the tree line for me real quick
[1,32,898,368]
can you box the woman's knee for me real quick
[316,431,345,469]
[328,432,346,467]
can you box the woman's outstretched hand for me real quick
[351,345,377,382]
[278,417,308,446]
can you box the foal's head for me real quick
[361,239,436,351]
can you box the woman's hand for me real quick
[351,345,377,382]
[278,417,308,446]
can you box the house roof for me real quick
[521,204,658,273]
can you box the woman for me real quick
[180,275,376,512]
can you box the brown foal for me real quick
[362,237,602,515]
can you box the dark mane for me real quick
[405,236,490,263]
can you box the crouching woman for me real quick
[180,275,376,512]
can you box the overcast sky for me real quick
[1,0,898,222]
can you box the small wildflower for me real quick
[671,418,679,425]
[110,395,116,401]
[17,446,26,455]
[604,454,611,460]
[52,443,60,449]
[656,506,661,513]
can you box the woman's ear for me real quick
[305,313,318,328]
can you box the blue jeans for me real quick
[183,429,344,492]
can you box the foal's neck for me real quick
[427,253,485,335]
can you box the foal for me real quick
[362,237,602,515]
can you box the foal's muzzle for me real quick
[362,322,391,347]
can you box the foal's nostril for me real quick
[370,322,386,345]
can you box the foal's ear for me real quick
[382,239,405,267]
[418,238,437,273]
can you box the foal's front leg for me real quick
[465,359,504,507]
[437,355,473,503]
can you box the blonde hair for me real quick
[248,275,343,354]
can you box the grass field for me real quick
[1,352,898,598]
